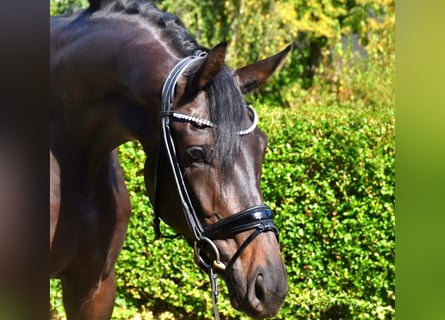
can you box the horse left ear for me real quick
[191,42,227,90]
[233,44,293,94]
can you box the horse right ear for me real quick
[233,44,293,94]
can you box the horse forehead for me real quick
[176,89,209,113]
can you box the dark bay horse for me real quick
[50,0,291,318]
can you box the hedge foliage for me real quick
[52,101,395,320]
[100,99,395,320]
[50,0,394,319]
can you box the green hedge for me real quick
[106,98,394,319]
[259,102,394,319]
[51,98,394,320]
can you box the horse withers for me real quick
[50,0,292,318]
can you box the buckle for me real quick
[194,236,226,272]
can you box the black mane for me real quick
[84,0,200,55]
[207,67,248,176]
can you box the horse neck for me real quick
[51,15,185,190]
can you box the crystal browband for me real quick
[161,105,258,136]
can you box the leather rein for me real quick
[154,50,279,319]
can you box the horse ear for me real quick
[233,44,293,94]
[191,42,227,90]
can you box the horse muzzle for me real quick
[194,205,288,319]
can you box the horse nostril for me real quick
[245,268,287,318]
[255,273,265,302]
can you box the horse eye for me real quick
[187,146,205,162]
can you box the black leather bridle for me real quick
[154,50,279,319]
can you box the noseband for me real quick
[156,50,279,319]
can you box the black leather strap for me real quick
[198,205,279,277]
[203,205,276,239]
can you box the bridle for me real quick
[154,50,279,319]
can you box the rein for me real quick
[155,50,279,319]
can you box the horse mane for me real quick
[84,0,199,56]
[85,0,248,175]
[206,67,248,176]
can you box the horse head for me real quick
[146,42,292,318]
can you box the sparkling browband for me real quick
[161,105,258,136]
[161,111,215,128]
